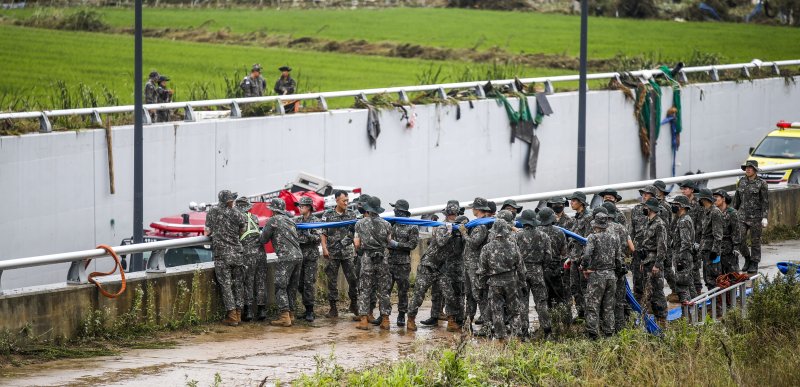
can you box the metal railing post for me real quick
[39,113,52,133]
[184,104,195,122]
[66,260,88,284]
[230,101,242,118]
[146,249,167,273]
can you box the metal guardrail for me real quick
[682,274,761,324]
[1,59,798,133]
[1,161,798,291]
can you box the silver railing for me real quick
[1,59,798,132]
[682,274,761,324]
[1,161,798,291]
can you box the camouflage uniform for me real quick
[732,175,769,270]
[688,195,705,293]
[354,215,392,316]
[538,214,569,308]
[699,204,723,290]
[205,193,246,313]
[515,222,553,335]
[444,222,466,323]
[294,213,322,308]
[238,204,266,309]
[144,79,158,104]
[155,77,172,123]
[478,220,524,340]
[670,211,696,302]
[408,222,462,320]
[240,74,266,98]
[568,207,592,317]
[719,205,741,274]
[462,222,489,321]
[260,200,303,314]
[606,217,631,333]
[322,208,359,304]
[274,76,296,95]
[582,217,620,338]
[388,222,419,315]
[658,197,676,291]
[637,204,668,320]
[554,212,574,302]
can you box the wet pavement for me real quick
[2,239,799,387]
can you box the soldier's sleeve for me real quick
[582,235,595,269]
[287,78,296,94]
[396,226,419,251]
[730,211,742,248]
[732,180,742,210]
[464,224,488,249]
[541,232,553,265]
[431,225,451,247]
[515,246,527,283]
[307,218,322,244]
[679,219,694,253]
[240,77,249,91]
[260,218,275,244]
[711,211,723,254]
[656,223,668,269]
[273,79,282,94]
[294,218,309,244]
[760,180,769,219]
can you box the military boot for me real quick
[420,315,439,326]
[446,315,461,332]
[222,310,239,327]
[406,314,417,331]
[270,311,292,327]
[746,261,759,274]
[304,305,315,322]
[242,306,253,322]
[356,315,370,330]
[326,301,339,318]
[257,305,268,321]
[235,308,242,324]
[370,310,381,325]
[348,299,359,315]
[396,312,406,327]
[379,315,390,330]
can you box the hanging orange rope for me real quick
[86,244,127,299]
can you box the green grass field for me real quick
[4,7,800,62]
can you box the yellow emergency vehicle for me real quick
[746,121,800,185]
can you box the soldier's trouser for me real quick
[324,256,358,302]
[638,262,667,319]
[520,264,551,334]
[357,254,391,316]
[664,253,677,293]
[614,275,629,333]
[674,251,696,303]
[214,254,244,312]
[561,263,572,302]
[701,250,721,291]
[585,270,616,338]
[256,252,269,306]
[544,266,568,309]
[408,265,452,318]
[465,261,484,320]
[243,252,258,306]
[299,247,320,307]
[570,261,586,316]
[739,219,763,264]
[429,282,443,318]
[631,252,643,300]
[275,259,302,313]
[389,263,411,314]
[691,252,704,294]
[487,276,519,340]
[721,251,738,275]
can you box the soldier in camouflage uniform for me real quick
[653,180,677,296]
[637,198,669,326]
[240,64,266,98]
[144,71,159,122]
[566,191,592,320]
[321,191,359,318]
[478,219,525,340]
[387,199,419,326]
[631,185,661,301]
[274,66,297,95]
[547,197,574,305]
[598,203,634,333]
[537,208,570,311]
[155,75,173,123]
[406,201,464,332]
[260,198,303,327]
[293,196,322,322]
[697,188,723,292]
[421,200,463,328]
[235,196,265,322]
[354,196,394,330]
[461,197,492,326]
[500,199,523,217]
[447,214,468,328]
[680,180,705,295]
[597,188,628,227]
[668,195,696,303]
[582,213,621,339]
[515,209,553,337]
[714,190,742,274]
[732,160,769,274]
[205,190,246,326]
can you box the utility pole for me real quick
[133,0,144,271]
[577,0,588,188]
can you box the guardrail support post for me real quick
[184,104,195,122]
[437,87,447,100]
[771,63,781,75]
[317,96,328,111]
[91,110,103,126]
[678,71,688,84]
[474,85,485,99]
[398,90,409,103]
[230,101,242,118]
[39,113,52,133]
[146,249,167,273]
[508,82,518,93]
[544,80,554,95]
[741,66,751,79]
[142,108,152,125]
[276,100,285,115]
[67,260,88,284]
[709,67,720,82]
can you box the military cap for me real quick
[679,180,698,192]
[601,201,618,215]
[669,194,692,209]
[644,197,661,212]
[294,196,314,208]
[235,196,252,211]
[218,190,238,202]
[592,206,608,216]
[696,188,714,203]
[488,201,497,214]
[598,188,622,202]
[741,159,759,172]
[537,207,556,226]
[501,199,523,212]
[653,180,671,193]
[497,209,515,223]
[454,215,470,224]
[390,199,410,213]
[270,197,288,214]
[362,196,385,214]
[547,196,568,205]
[279,66,292,72]
[148,71,159,79]
[443,200,461,216]
[517,209,538,227]
[251,64,262,72]
[567,191,588,206]
[591,212,610,229]
[713,189,732,205]
[158,75,170,82]
[638,185,658,197]
[472,197,491,211]
[493,218,512,237]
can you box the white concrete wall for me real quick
[1,77,798,289]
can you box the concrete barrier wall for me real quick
[1,77,798,289]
